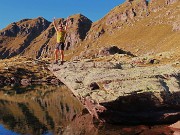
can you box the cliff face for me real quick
[0,0,179,59]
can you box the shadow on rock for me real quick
[98,46,136,57]
[99,91,180,125]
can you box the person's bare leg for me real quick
[54,49,59,64]
[60,50,64,64]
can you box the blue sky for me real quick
[0,0,125,30]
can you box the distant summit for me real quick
[0,17,50,58]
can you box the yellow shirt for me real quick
[57,30,66,43]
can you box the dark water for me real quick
[0,84,179,135]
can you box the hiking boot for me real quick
[53,60,58,64]
[60,61,64,65]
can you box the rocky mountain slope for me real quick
[73,0,179,60]
[0,14,92,59]
[0,0,179,60]
[0,17,50,58]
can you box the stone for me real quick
[172,21,180,31]
[98,46,134,57]
[89,82,100,90]
[166,0,178,5]
[148,59,160,64]
[21,79,31,86]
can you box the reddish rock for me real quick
[169,121,180,129]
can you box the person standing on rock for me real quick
[53,17,69,65]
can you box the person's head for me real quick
[58,25,63,30]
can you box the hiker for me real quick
[53,17,69,65]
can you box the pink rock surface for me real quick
[169,121,180,129]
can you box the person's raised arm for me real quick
[65,17,70,31]
[53,17,58,32]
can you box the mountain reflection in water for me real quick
[0,84,179,135]
[0,84,85,135]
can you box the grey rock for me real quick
[21,79,31,86]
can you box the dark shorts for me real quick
[56,42,65,50]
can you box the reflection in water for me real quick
[0,125,20,135]
[0,84,179,135]
[0,84,84,135]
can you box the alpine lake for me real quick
[0,83,179,135]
